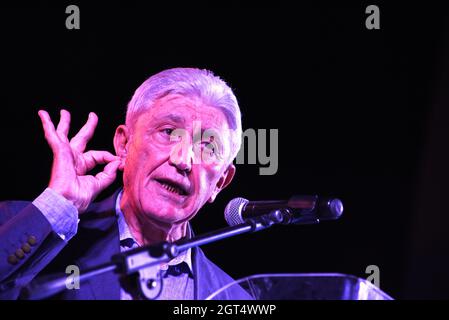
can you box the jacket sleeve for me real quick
[0,200,68,299]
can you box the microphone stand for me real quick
[21,209,309,300]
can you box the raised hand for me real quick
[38,109,121,213]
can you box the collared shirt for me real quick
[115,190,194,300]
[34,188,194,300]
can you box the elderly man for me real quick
[0,68,250,299]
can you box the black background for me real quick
[1,1,449,299]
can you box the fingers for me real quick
[70,112,98,153]
[81,150,120,173]
[38,110,59,149]
[94,160,121,192]
[56,109,71,140]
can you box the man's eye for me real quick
[202,142,216,154]
[162,128,174,135]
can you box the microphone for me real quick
[224,195,343,226]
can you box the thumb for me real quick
[94,160,121,193]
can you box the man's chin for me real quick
[141,206,190,225]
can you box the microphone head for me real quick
[318,197,344,220]
[224,197,249,226]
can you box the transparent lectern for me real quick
[206,273,393,300]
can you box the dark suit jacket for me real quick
[0,190,251,300]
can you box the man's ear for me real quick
[113,125,129,171]
[208,164,236,203]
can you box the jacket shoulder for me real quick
[194,247,253,300]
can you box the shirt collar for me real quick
[115,189,192,272]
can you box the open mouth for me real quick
[155,178,189,196]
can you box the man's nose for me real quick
[169,143,194,173]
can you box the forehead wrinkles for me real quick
[155,94,202,112]
[153,97,227,128]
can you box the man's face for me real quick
[115,94,235,226]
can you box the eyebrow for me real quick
[153,114,185,124]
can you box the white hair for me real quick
[126,67,242,163]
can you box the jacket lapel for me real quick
[75,190,122,300]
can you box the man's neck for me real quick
[119,192,188,246]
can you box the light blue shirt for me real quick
[115,190,194,300]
